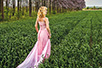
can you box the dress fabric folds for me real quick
[16,18,51,68]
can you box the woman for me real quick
[16,6,51,68]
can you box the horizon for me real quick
[86,5,102,7]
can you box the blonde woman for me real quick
[16,6,51,68]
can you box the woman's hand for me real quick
[48,34,51,39]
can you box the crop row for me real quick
[0,11,88,68]
[0,11,102,68]
[38,11,102,68]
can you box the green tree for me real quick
[87,7,89,9]
[93,6,96,9]
[0,0,4,21]
[12,0,15,16]
[52,0,56,14]
[18,0,20,19]
[49,0,52,14]
[29,0,32,17]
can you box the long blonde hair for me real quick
[37,6,47,21]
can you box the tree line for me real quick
[86,6,102,9]
[0,0,85,21]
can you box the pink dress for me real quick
[16,18,51,68]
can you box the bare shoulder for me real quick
[45,17,49,21]
[36,17,39,22]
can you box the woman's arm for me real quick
[35,18,39,33]
[45,18,51,35]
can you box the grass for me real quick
[0,11,102,68]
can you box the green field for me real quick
[0,11,102,68]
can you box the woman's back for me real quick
[38,17,49,30]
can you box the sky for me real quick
[85,0,102,7]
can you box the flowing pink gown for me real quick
[16,18,51,68]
